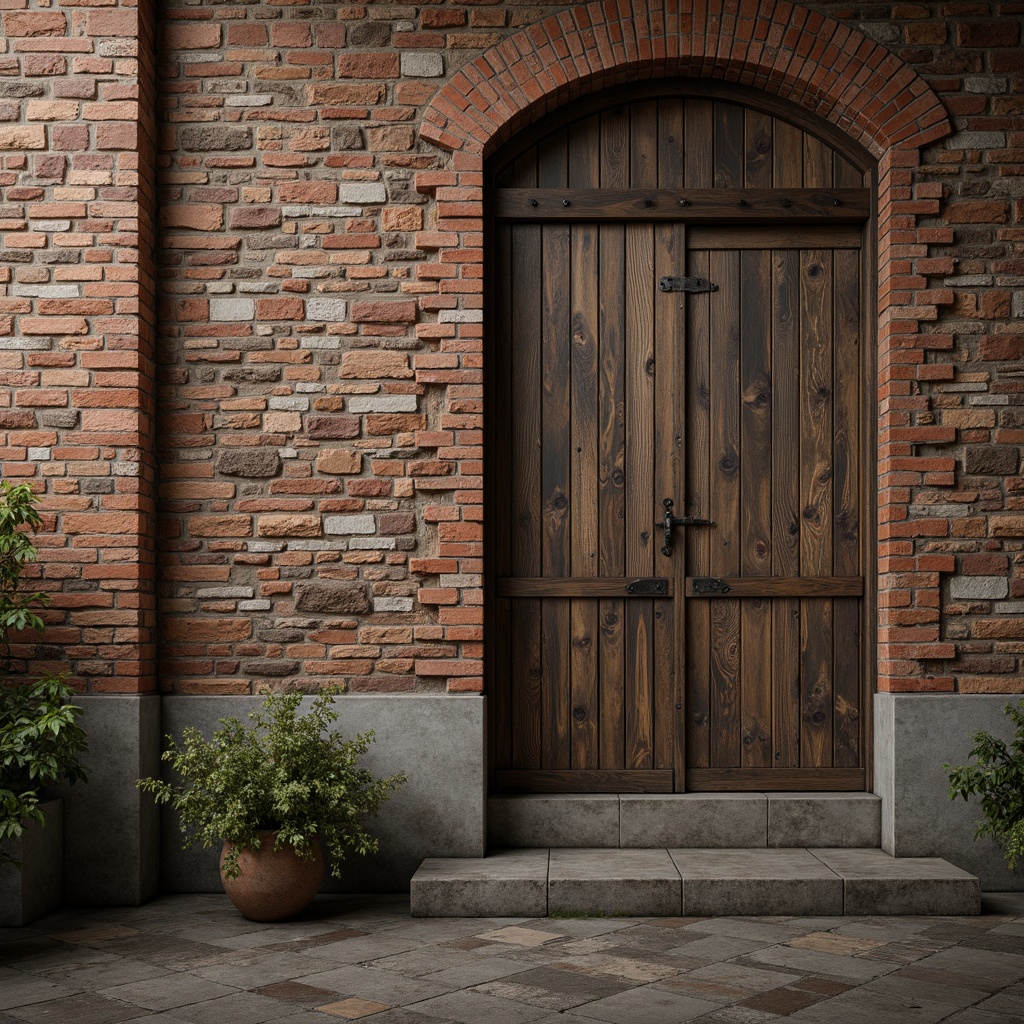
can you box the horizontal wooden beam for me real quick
[496,577,673,598]
[685,576,863,598]
[686,768,865,791]
[495,770,674,793]
[493,188,870,223]
[688,225,862,250]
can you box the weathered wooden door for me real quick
[488,87,872,792]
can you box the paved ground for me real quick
[2,894,1023,1024]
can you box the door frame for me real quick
[483,80,878,794]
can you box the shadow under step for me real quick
[411,848,980,918]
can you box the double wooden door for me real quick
[488,91,871,792]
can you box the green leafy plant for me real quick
[0,482,86,865]
[138,690,406,879]
[1,677,89,862]
[0,481,48,663]
[945,700,1024,870]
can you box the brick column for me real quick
[1,0,157,693]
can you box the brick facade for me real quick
[1,0,1021,698]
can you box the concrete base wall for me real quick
[160,694,486,894]
[874,693,1024,890]
[54,696,162,906]
[0,799,63,926]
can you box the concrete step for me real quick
[410,847,980,918]
[488,792,882,849]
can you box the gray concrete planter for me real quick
[0,798,63,927]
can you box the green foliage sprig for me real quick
[0,481,48,658]
[138,690,406,879]
[0,482,86,865]
[945,700,1024,870]
[1,675,89,861]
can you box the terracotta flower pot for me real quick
[219,831,324,922]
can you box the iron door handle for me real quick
[660,498,714,557]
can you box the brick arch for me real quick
[412,0,958,697]
[421,0,950,159]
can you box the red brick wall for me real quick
[1,0,157,693]
[2,0,1021,697]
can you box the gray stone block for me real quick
[767,794,880,848]
[54,696,161,906]
[548,849,682,916]
[0,799,63,926]
[874,693,1024,890]
[671,848,843,916]
[160,695,485,894]
[488,795,619,849]
[812,848,981,916]
[621,794,767,848]
[411,849,548,917]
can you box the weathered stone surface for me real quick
[964,445,1019,475]
[257,515,322,538]
[216,449,281,478]
[164,619,252,642]
[307,415,360,439]
[180,126,253,151]
[317,449,361,475]
[349,22,391,46]
[294,583,371,614]
[244,659,300,677]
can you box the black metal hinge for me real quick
[659,276,718,293]
[690,577,731,595]
[625,578,669,596]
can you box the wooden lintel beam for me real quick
[493,187,870,223]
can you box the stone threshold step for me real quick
[489,792,882,849]
[411,848,980,918]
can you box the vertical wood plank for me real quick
[803,134,833,189]
[571,219,600,768]
[713,101,745,188]
[709,249,741,767]
[512,598,542,770]
[655,222,683,775]
[740,249,772,767]
[684,99,714,188]
[598,108,628,769]
[744,109,773,187]
[540,225,570,772]
[772,119,804,188]
[833,247,862,768]
[772,249,801,768]
[625,219,655,771]
[630,99,658,189]
[599,598,625,769]
[658,98,685,189]
[800,248,834,768]
[686,248,712,770]
[491,221,513,773]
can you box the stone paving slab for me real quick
[1,893,1022,1024]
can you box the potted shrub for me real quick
[946,700,1024,871]
[138,690,406,921]
[0,482,89,925]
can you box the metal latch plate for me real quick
[689,577,731,595]
[659,276,718,293]
[626,578,669,596]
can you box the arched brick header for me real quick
[421,0,950,159]
[412,0,960,696]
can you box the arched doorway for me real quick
[486,83,874,794]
